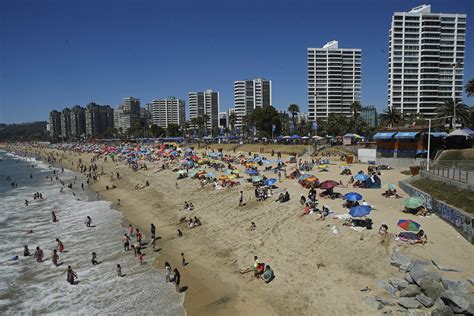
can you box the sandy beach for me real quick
[6,144,474,315]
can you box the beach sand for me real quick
[9,146,474,315]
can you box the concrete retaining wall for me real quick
[420,170,474,192]
[399,179,474,244]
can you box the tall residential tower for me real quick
[387,5,466,116]
[307,41,361,121]
[188,90,220,131]
[150,97,186,128]
[234,78,272,127]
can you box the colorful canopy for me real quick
[319,180,339,190]
[349,205,372,217]
[245,169,258,175]
[397,219,420,232]
[354,174,369,182]
[344,192,363,202]
[404,197,424,209]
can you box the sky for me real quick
[0,0,473,123]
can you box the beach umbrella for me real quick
[262,159,271,164]
[224,169,234,174]
[354,174,369,182]
[227,174,237,180]
[404,197,424,209]
[245,169,258,175]
[273,159,284,163]
[318,164,328,169]
[319,180,339,190]
[231,169,240,174]
[397,219,420,232]
[265,178,277,186]
[344,192,363,201]
[349,205,372,217]
[177,170,187,174]
[306,177,318,182]
[252,176,263,182]
[383,183,397,191]
[298,174,312,181]
[206,172,214,178]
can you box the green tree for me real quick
[297,118,312,136]
[380,108,403,128]
[201,114,210,135]
[166,124,181,137]
[247,106,281,138]
[327,114,349,136]
[149,124,165,137]
[465,79,474,97]
[228,112,237,132]
[350,101,362,118]
[435,99,471,128]
[288,104,300,133]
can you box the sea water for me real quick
[0,150,184,315]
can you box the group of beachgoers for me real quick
[240,255,275,283]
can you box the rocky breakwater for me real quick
[363,247,474,315]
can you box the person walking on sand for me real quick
[52,249,59,266]
[116,199,121,207]
[64,265,77,285]
[181,253,186,266]
[164,262,171,282]
[128,224,133,237]
[239,191,244,206]
[150,223,156,241]
[172,268,181,292]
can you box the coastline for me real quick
[4,145,474,316]
[14,146,276,315]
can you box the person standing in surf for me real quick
[52,249,59,266]
[85,216,92,227]
[64,266,77,284]
[34,246,44,262]
[56,238,64,252]
[52,211,58,222]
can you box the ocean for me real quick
[0,150,184,315]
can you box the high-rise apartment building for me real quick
[49,110,62,138]
[307,41,361,121]
[361,106,378,128]
[188,90,220,131]
[70,105,86,138]
[85,103,114,136]
[114,97,141,131]
[387,5,466,117]
[60,108,71,139]
[234,78,272,127]
[150,97,185,128]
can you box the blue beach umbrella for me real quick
[349,205,372,217]
[206,172,214,178]
[265,178,277,186]
[344,192,363,201]
[354,174,369,182]
[245,169,258,175]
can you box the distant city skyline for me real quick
[1,0,473,123]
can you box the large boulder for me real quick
[377,280,398,298]
[419,276,444,300]
[405,273,415,284]
[430,306,454,316]
[400,285,421,297]
[467,278,474,286]
[440,291,474,314]
[409,263,430,285]
[405,309,429,316]
[390,278,410,290]
[391,249,414,272]
[398,297,422,309]
[441,279,468,293]
[364,296,383,310]
[416,293,434,308]
[375,296,396,306]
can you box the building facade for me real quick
[387,5,466,117]
[307,41,361,121]
[218,112,228,129]
[70,105,86,138]
[114,97,140,131]
[188,90,220,131]
[60,108,71,139]
[85,103,114,136]
[150,97,185,128]
[49,110,62,138]
[234,78,272,127]
[361,106,378,128]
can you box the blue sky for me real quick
[1,0,473,123]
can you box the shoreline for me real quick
[4,144,474,316]
[7,146,276,315]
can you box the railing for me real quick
[421,161,472,184]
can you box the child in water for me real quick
[91,252,98,265]
[116,264,122,277]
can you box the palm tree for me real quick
[380,108,403,128]
[288,104,300,133]
[350,101,362,118]
[435,99,470,128]
[201,114,210,136]
[228,112,237,132]
[465,79,474,97]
